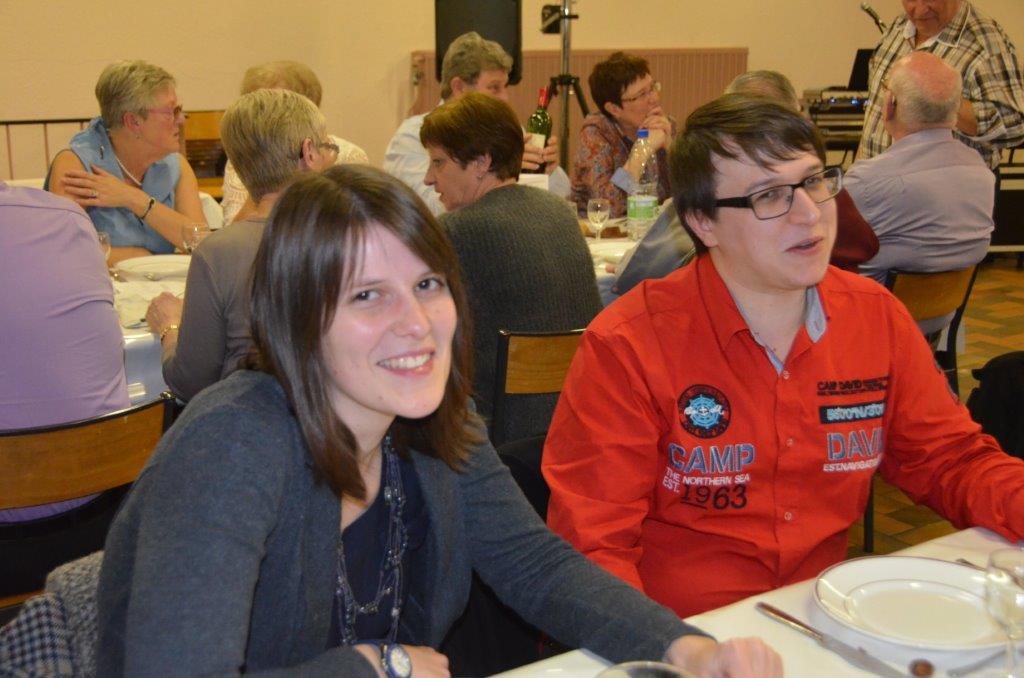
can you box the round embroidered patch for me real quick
[678,384,731,438]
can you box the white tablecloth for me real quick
[587,237,633,306]
[494,527,1010,677]
[114,279,185,403]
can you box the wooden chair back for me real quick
[885,266,978,323]
[180,110,226,199]
[0,393,174,510]
[491,329,584,445]
[863,265,980,552]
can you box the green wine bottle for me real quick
[525,86,552,174]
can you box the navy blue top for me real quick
[329,454,427,644]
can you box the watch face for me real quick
[386,644,412,678]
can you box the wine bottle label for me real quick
[526,133,546,150]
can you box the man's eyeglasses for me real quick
[621,81,662,104]
[714,166,843,220]
[147,105,184,120]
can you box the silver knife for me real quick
[756,602,905,677]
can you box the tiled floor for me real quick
[846,255,1024,558]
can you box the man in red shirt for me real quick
[543,94,1024,619]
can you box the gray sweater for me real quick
[162,217,266,401]
[96,371,701,676]
[441,184,603,442]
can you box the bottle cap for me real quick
[637,128,649,138]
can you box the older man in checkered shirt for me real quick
[858,0,1024,168]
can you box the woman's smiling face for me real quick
[320,223,457,443]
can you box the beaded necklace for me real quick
[335,434,407,645]
[113,153,144,187]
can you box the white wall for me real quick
[1,0,1021,172]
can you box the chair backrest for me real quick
[885,265,980,394]
[496,435,549,518]
[180,110,227,198]
[491,329,584,446]
[0,393,173,510]
[884,266,978,323]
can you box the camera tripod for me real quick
[542,0,589,168]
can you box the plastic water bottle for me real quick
[626,129,657,241]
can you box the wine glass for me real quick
[96,231,111,264]
[587,198,611,239]
[181,224,211,254]
[983,548,1024,677]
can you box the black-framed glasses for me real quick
[714,166,843,220]
[621,80,662,104]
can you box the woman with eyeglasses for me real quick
[220,60,368,225]
[571,52,675,219]
[45,60,205,262]
[96,164,781,677]
[144,88,339,403]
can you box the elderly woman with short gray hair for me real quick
[145,88,338,402]
[220,60,368,224]
[46,60,205,262]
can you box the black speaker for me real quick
[435,0,522,86]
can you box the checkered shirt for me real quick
[0,594,75,677]
[858,0,1024,168]
[0,551,102,677]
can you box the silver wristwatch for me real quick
[379,643,412,678]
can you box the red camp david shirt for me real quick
[544,254,1024,618]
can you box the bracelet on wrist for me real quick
[138,196,156,221]
[159,324,179,341]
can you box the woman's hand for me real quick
[642,109,673,152]
[664,635,783,677]
[145,292,183,338]
[353,644,450,677]
[60,165,149,214]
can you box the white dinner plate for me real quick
[814,556,1002,651]
[115,255,191,281]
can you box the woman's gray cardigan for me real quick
[96,371,702,675]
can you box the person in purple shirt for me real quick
[0,181,129,595]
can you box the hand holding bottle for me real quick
[524,87,553,174]
[642,107,673,151]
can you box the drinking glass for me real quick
[182,224,212,254]
[587,198,611,239]
[983,548,1024,677]
[96,231,111,263]
[597,661,696,678]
